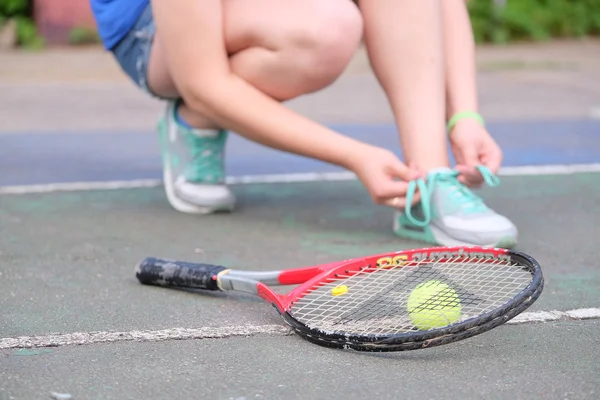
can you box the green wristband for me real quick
[447,111,485,133]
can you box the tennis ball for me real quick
[407,280,462,330]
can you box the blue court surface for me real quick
[1,118,599,400]
[0,119,599,187]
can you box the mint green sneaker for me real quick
[157,101,236,214]
[393,166,517,248]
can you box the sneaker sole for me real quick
[163,160,235,215]
[394,221,517,249]
[429,224,518,249]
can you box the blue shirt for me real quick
[90,0,150,50]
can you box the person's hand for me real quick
[449,119,503,187]
[347,146,422,209]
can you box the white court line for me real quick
[0,179,161,195]
[1,163,599,195]
[1,308,599,350]
[499,163,600,176]
[1,325,293,350]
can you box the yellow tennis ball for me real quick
[407,280,462,330]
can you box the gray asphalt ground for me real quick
[1,39,599,400]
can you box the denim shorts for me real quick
[111,4,170,100]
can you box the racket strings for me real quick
[289,256,533,336]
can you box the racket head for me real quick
[269,246,543,352]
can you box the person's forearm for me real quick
[186,74,370,171]
[442,0,479,119]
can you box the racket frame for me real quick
[136,246,544,352]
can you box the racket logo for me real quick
[376,255,408,268]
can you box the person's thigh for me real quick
[147,0,363,100]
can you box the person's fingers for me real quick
[457,140,481,167]
[377,174,423,208]
[384,196,408,209]
[453,138,485,184]
[455,164,483,187]
[369,158,424,207]
[388,160,421,181]
[408,161,426,180]
[372,180,410,204]
[382,189,421,209]
[482,143,503,175]
[458,174,482,188]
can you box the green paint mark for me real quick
[240,183,308,199]
[0,188,163,215]
[304,230,385,242]
[336,207,376,220]
[494,173,600,198]
[13,348,53,356]
[282,215,297,228]
[553,272,600,296]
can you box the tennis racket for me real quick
[135,245,544,352]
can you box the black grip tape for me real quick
[136,257,228,291]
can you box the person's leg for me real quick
[358,0,516,248]
[149,0,363,123]
[144,0,364,214]
[360,0,448,172]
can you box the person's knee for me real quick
[280,0,363,98]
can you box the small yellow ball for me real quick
[407,280,462,330]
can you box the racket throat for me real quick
[218,273,288,312]
[218,274,261,294]
[218,270,283,293]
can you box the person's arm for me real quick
[152,0,419,205]
[442,0,503,185]
[441,0,479,119]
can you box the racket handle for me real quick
[135,257,228,291]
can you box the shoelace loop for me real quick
[477,165,500,187]
[404,179,431,227]
[403,165,500,227]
